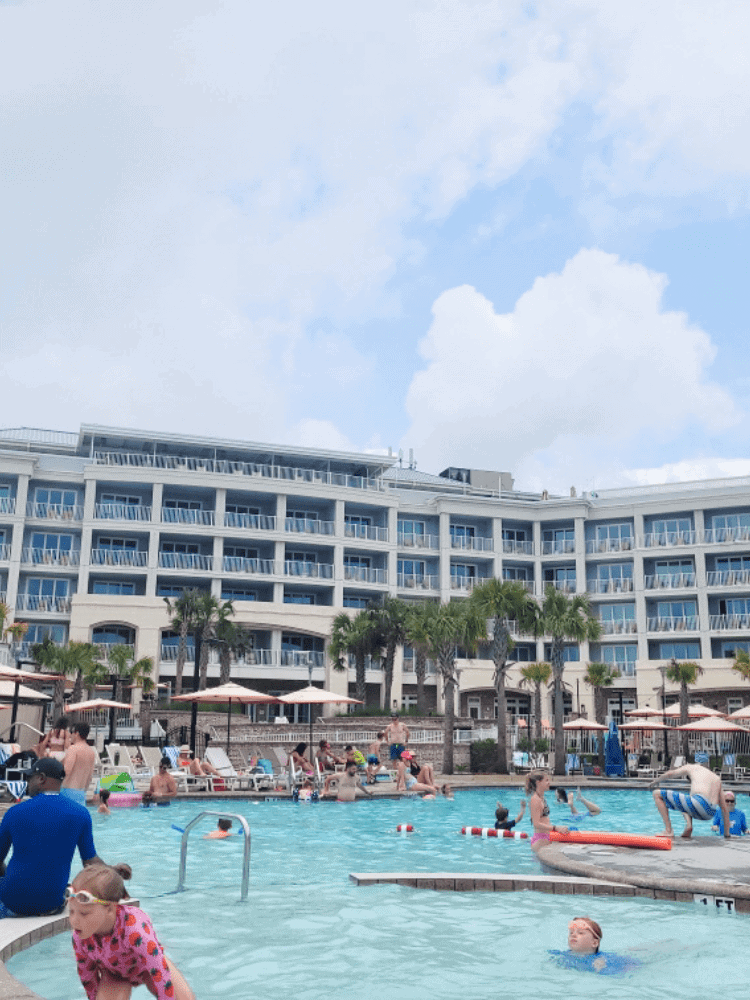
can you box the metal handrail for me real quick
[0,721,45,741]
[176,811,251,901]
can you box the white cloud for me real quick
[402,249,741,489]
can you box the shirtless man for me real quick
[366,732,385,784]
[143,757,178,804]
[649,762,731,839]
[61,723,96,807]
[322,762,373,802]
[384,713,410,762]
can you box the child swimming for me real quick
[68,861,194,999]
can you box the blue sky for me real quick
[1,1,749,493]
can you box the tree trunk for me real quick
[53,677,65,718]
[495,668,508,775]
[552,642,566,775]
[415,648,427,714]
[71,670,83,706]
[383,639,396,712]
[355,652,366,703]
[140,695,153,743]
[680,681,689,759]
[175,623,188,696]
[219,646,231,685]
[198,624,211,690]
[442,668,455,774]
[594,688,605,772]
[533,683,542,742]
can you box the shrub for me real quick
[533,738,550,753]
[470,739,498,774]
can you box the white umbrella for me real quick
[727,705,750,720]
[675,717,746,733]
[562,718,608,756]
[278,685,363,747]
[663,703,725,718]
[66,698,132,711]
[172,682,280,750]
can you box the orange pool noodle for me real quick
[549,830,671,850]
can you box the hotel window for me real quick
[101,493,141,506]
[543,644,580,661]
[716,556,750,571]
[398,559,425,581]
[543,528,574,552]
[35,488,77,508]
[512,644,535,661]
[344,596,369,608]
[503,566,531,581]
[591,563,633,582]
[224,545,258,559]
[450,524,475,540]
[721,641,750,658]
[710,513,750,530]
[399,520,426,543]
[98,537,137,551]
[25,623,67,644]
[651,517,691,536]
[595,522,632,542]
[161,541,199,554]
[599,604,635,623]
[344,555,371,569]
[718,598,750,616]
[345,514,372,537]
[544,566,575,585]
[284,592,316,604]
[286,550,316,564]
[656,642,700,659]
[164,499,201,510]
[221,587,258,601]
[27,578,69,598]
[92,581,136,595]
[451,563,476,579]
[226,503,260,516]
[31,533,73,552]
[0,485,10,498]
[601,645,637,675]
[502,528,527,543]
[657,600,696,619]
[654,559,693,576]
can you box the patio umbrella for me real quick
[727,705,750,725]
[66,698,132,711]
[562,718,608,755]
[624,706,663,717]
[278,685,363,749]
[663,703,726,718]
[172,682,281,751]
[605,719,626,776]
[675,715,746,758]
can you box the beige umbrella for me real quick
[562,717,608,756]
[675,716,746,733]
[727,705,750,720]
[0,665,63,683]
[278,685,363,748]
[172,682,281,750]
[66,698,132,712]
[624,706,663,717]
[618,720,670,732]
[663,703,725,718]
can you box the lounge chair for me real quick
[269,746,304,791]
[204,747,256,791]
[565,754,582,776]
[158,745,212,792]
[103,743,152,789]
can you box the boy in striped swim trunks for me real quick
[649,763,731,839]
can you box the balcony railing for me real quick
[284,517,334,535]
[162,507,215,526]
[450,535,493,551]
[285,561,334,579]
[25,502,83,521]
[587,578,634,594]
[502,539,533,555]
[344,523,389,542]
[542,539,575,554]
[397,574,439,591]
[223,556,276,575]
[397,532,439,549]
[0,497,15,515]
[545,580,576,593]
[402,657,437,675]
[91,548,148,567]
[96,643,135,662]
[450,576,485,592]
[280,650,326,667]
[95,502,152,521]
[642,530,697,548]
[644,573,696,590]
[706,569,750,587]
[158,552,214,571]
[703,526,750,545]
[224,512,277,530]
[599,619,638,635]
[585,537,633,553]
[21,547,80,567]
[0,544,10,561]
[16,594,72,614]
[710,613,750,631]
[239,648,276,666]
[160,644,195,662]
[647,615,699,631]
[93,450,384,491]
[344,566,387,584]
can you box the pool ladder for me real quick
[176,811,251,901]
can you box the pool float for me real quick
[549,830,671,850]
[396,824,414,832]
[108,792,143,808]
[461,827,528,839]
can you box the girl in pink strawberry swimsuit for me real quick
[68,862,194,1000]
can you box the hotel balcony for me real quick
[450,576,486,592]
[95,502,152,521]
[641,530,697,548]
[285,517,334,535]
[644,573,696,590]
[503,539,533,555]
[451,535,493,551]
[599,619,638,635]
[161,508,215,526]
[25,502,84,521]
[223,556,276,575]
[21,547,81,567]
[285,561,334,579]
[280,650,326,668]
[703,527,750,544]
[706,570,750,587]
[397,574,439,591]
[542,539,575,555]
[160,644,195,662]
[16,593,72,614]
[93,450,384,491]
[0,498,16,515]
[402,656,438,675]
[0,544,10,561]
[91,548,148,567]
[585,537,633,554]
[545,580,576,593]
[158,552,214,571]
[587,578,634,594]
[344,524,389,542]
[709,613,750,631]
[223,512,276,530]
[344,566,387,584]
[647,615,699,632]
[397,532,439,549]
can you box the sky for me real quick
[1,0,749,494]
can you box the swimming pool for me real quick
[8,789,744,997]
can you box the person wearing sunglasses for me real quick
[711,792,748,836]
[0,757,101,919]
[68,861,194,999]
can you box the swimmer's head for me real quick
[524,770,550,795]
[555,788,568,803]
[71,862,132,904]
[293,743,307,755]
[345,762,357,774]
[217,819,232,832]
[99,789,111,804]
[568,916,602,954]
[495,805,509,822]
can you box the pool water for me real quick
[8,789,744,997]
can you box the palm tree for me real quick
[666,658,704,758]
[105,643,136,704]
[583,661,620,770]
[732,648,750,684]
[535,586,602,775]
[68,642,107,705]
[329,607,382,704]
[190,594,235,690]
[404,603,436,715]
[519,662,551,741]
[31,640,101,717]
[213,619,256,685]
[373,598,409,712]
[470,579,539,774]
[411,601,486,774]
[164,589,201,695]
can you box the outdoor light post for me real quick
[189,628,202,754]
[658,662,669,761]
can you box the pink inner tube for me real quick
[108,792,143,808]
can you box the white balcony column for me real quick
[492,516,503,580]
[574,516,586,593]
[6,474,29,613]
[438,511,451,600]
[151,483,163,524]
[273,494,287,602]
[631,512,648,660]
[390,644,404,714]
[77,478,97,595]
[532,521,542,596]
[214,487,227,529]
[146,528,160,597]
[693,509,710,656]
[210,535,223,598]
[333,499,345,606]
[387,507,399,593]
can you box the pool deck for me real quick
[0,914,67,1000]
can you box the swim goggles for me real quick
[64,886,113,906]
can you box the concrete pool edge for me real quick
[0,914,69,1000]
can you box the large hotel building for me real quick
[1,424,749,726]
